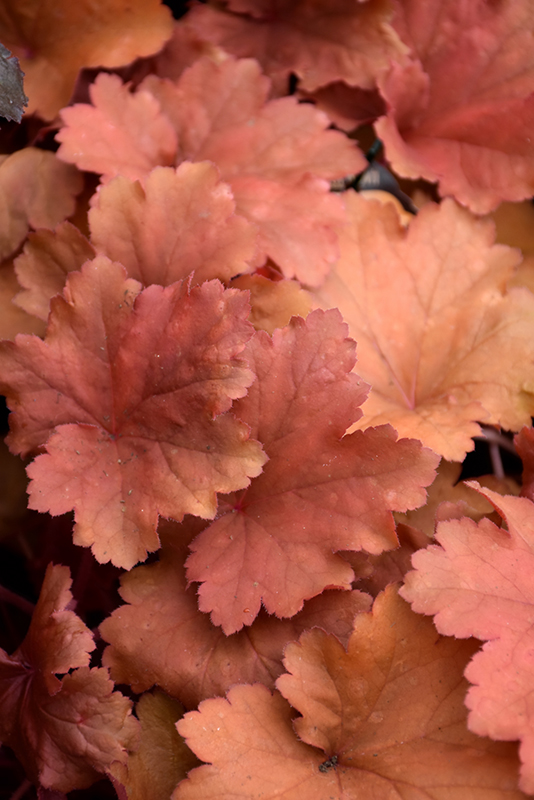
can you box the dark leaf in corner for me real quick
[0,43,28,123]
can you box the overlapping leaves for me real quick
[0,563,138,792]
[401,484,534,795]
[186,309,438,633]
[14,163,257,320]
[57,57,364,285]
[0,259,265,568]
[175,587,524,799]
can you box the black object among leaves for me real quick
[0,43,28,124]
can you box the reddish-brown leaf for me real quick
[0,564,138,792]
[100,520,371,708]
[186,309,438,633]
[0,0,173,119]
[300,82,386,131]
[376,0,534,212]
[401,483,534,794]
[0,258,266,569]
[110,690,199,800]
[174,587,524,799]
[184,0,407,94]
[347,522,430,597]
[312,193,534,460]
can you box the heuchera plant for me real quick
[3,1,534,798]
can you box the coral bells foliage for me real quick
[5,2,534,800]
[0,260,265,569]
[0,563,138,792]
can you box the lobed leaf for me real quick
[100,520,371,708]
[174,587,524,799]
[14,221,96,321]
[57,57,364,285]
[0,258,266,568]
[313,193,534,461]
[110,690,199,800]
[184,0,408,93]
[186,309,438,633]
[0,564,137,792]
[57,73,177,183]
[376,0,534,212]
[401,483,534,794]
[89,163,257,287]
[0,149,82,261]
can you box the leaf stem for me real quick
[475,426,518,456]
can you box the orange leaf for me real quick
[174,587,524,799]
[313,193,534,460]
[57,57,364,285]
[0,0,173,119]
[14,222,96,321]
[100,520,371,708]
[0,149,82,261]
[186,309,438,633]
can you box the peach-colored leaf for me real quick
[229,174,347,285]
[230,274,312,334]
[57,73,177,183]
[0,149,82,261]
[0,258,266,569]
[312,193,534,460]
[0,0,173,119]
[14,222,96,321]
[174,587,524,799]
[401,483,534,795]
[376,0,534,213]
[89,163,257,286]
[57,57,364,285]
[0,260,46,339]
[186,309,438,633]
[155,58,361,184]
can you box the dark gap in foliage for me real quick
[162,0,191,19]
